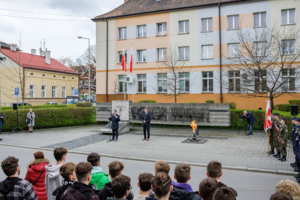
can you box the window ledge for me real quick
[117,39,127,41]
[281,23,296,26]
[253,26,267,28]
[156,34,168,37]
[227,29,240,31]
[228,91,241,93]
[178,59,190,61]
[136,61,147,63]
[156,61,167,62]
[137,92,146,94]
[117,63,129,65]
[227,57,240,59]
[178,32,189,35]
[201,31,213,33]
[136,37,147,39]
[158,92,168,94]
[179,92,190,94]
[201,58,214,60]
[202,92,214,94]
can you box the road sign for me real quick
[74,89,78,95]
[15,88,19,98]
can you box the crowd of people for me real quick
[1,147,300,200]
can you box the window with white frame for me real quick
[179,47,190,60]
[227,15,239,30]
[254,70,267,92]
[202,45,213,59]
[202,18,213,32]
[282,9,295,25]
[282,69,295,91]
[118,75,127,93]
[137,25,146,38]
[52,86,57,98]
[254,12,266,27]
[158,73,167,93]
[179,72,189,93]
[179,20,189,34]
[29,85,34,98]
[137,74,146,93]
[253,42,266,56]
[202,71,214,92]
[62,86,66,98]
[41,86,46,97]
[118,27,127,40]
[137,50,147,62]
[229,71,240,92]
[118,51,127,63]
[157,23,167,36]
[71,87,75,96]
[157,48,167,61]
[282,40,295,55]
[228,43,240,58]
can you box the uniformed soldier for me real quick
[277,118,288,162]
[293,118,300,181]
[290,117,298,169]
[272,113,281,157]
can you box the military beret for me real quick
[296,118,300,122]
[274,113,280,116]
[281,118,287,122]
[292,117,298,120]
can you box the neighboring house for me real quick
[92,0,300,109]
[0,45,79,106]
[71,65,96,95]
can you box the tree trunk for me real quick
[270,95,274,110]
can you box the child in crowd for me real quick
[52,162,77,200]
[147,172,173,200]
[270,193,292,200]
[275,179,300,199]
[149,161,170,197]
[45,147,68,200]
[213,187,237,200]
[134,173,154,200]
[109,175,132,200]
[198,178,218,200]
[206,161,227,187]
[87,152,110,190]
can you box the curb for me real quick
[0,143,296,176]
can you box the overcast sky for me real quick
[0,0,123,61]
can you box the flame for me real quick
[190,120,197,133]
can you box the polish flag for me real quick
[130,44,133,73]
[264,100,272,133]
[121,45,126,72]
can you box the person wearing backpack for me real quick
[60,162,99,200]
[25,151,49,200]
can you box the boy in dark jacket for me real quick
[169,163,200,200]
[98,161,134,200]
[108,175,131,200]
[52,162,76,200]
[213,187,237,200]
[198,178,218,200]
[206,161,227,188]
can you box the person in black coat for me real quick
[108,109,120,141]
[244,110,256,136]
[0,112,4,141]
[142,108,151,141]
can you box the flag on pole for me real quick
[121,45,127,72]
[264,100,272,133]
[130,44,133,73]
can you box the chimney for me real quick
[10,45,16,52]
[31,49,36,55]
[45,51,51,65]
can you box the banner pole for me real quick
[268,129,270,156]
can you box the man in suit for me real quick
[108,109,120,141]
[243,110,256,136]
[142,108,151,141]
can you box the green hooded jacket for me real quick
[89,166,110,190]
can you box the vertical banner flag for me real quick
[130,44,133,73]
[264,100,272,133]
[121,45,127,72]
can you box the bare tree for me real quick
[57,56,74,68]
[221,26,300,109]
[111,73,118,100]
[77,44,96,67]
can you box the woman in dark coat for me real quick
[0,111,4,133]
[108,109,120,141]
[244,110,256,136]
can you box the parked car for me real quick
[44,102,58,105]
[9,103,32,106]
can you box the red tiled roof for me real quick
[0,49,78,75]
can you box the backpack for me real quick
[60,187,100,200]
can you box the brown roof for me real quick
[93,0,254,21]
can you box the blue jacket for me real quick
[292,124,297,147]
[294,125,300,156]
[245,111,256,125]
[108,114,120,130]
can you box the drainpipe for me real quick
[105,18,109,102]
[218,3,223,103]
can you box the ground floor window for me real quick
[52,86,57,98]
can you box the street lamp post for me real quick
[78,36,91,100]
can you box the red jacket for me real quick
[25,159,50,200]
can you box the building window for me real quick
[229,71,240,92]
[202,71,214,92]
[228,15,239,30]
[282,69,295,91]
[179,47,190,60]
[137,74,147,93]
[179,72,189,93]
[71,87,75,96]
[62,86,66,98]
[30,72,34,76]
[41,86,46,98]
[157,23,167,36]
[52,86,57,98]
[29,85,34,98]
[118,51,127,63]
[228,43,240,58]
[254,12,266,27]
[63,76,66,79]
[202,18,213,32]
[118,27,127,40]
[118,75,127,93]
[282,40,295,55]
[158,73,167,93]
[42,74,46,77]
[253,42,266,56]
[157,48,167,61]
[179,20,189,34]
[202,45,213,59]
[137,50,147,62]
[282,9,295,25]
[254,70,267,92]
[137,25,146,38]
[53,75,56,78]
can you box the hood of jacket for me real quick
[0,177,22,195]
[45,164,62,179]
[172,181,194,193]
[28,158,50,172]
[92,166,103,174]
[90,167,108,185]
[103,182,113,196]
[170,185,198,200]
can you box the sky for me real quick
[0,0,123,61]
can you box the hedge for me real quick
[289,100,300,105]
[274,104,292,112]
[1,107,96,132]
[76,102,93,107]
[1,104,68,110]
[205,100,215,103]
[139,100,156,103]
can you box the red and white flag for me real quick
[130,44,133,73]
[264,100,272,133]
[121,45,127,72]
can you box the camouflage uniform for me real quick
[278,124,289,157]
[272,119,281,152]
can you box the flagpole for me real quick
[267,92,270,156]
[124,64,126,101]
